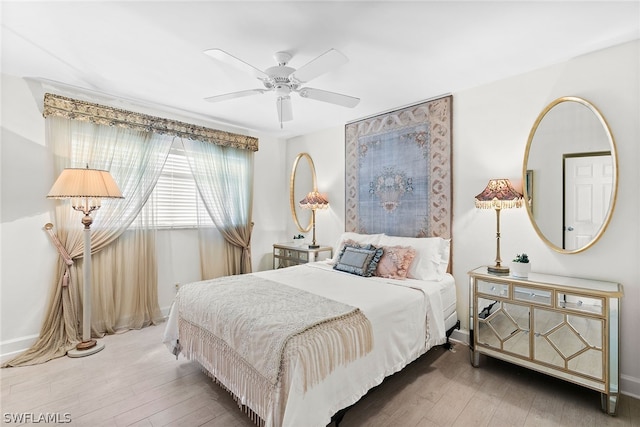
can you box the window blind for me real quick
[153,144,213,228]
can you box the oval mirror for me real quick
[523,96,618,253]
[290,153,317,232]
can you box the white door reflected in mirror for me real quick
[564,154,613,251]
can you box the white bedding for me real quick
[164,260,457,427]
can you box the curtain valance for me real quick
[43,93,259,152]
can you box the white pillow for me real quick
[378,235,450,281]
[330,232,385,263]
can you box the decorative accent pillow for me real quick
[330,232,385,264]
[375,245,417,280]
[378,235,450,281]
[333,243,384,277]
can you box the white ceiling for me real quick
[2,1,639,139]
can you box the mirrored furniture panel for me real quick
[523,96,618,253]
[469,267,623,415]
[273,243,332,269]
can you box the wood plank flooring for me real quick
[1,324,638,426]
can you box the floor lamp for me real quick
[299,191,329,249]
[47,165,123,357]
[474,179,523,275]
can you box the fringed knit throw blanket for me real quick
[177,274,373,426]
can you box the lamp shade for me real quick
[299,191,329,210]
[474,179,523,210]
[47,167,123,199]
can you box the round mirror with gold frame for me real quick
[523,96,618,254]
[290,153,317,232]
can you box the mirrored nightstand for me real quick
[272,243,332,269]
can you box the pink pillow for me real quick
[378,235,450,281]
[375,245,416,280]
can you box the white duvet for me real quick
[164,260,456,427]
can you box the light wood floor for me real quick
[1,325,638,426]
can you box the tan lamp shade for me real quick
[47,167,124,200]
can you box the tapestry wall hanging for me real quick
[345,95,452,238]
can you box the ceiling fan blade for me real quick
[298,87,360,108]
[204,48,269,80]
[204,89,266,103]
[277,96,293,124]
[290,49,348,83]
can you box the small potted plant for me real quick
[511,253,531,278]
[292,234,306,246]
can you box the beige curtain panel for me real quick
[182,138,255,276]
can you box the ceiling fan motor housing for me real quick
[264,64,297,90]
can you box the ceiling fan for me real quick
[203,48,360,127]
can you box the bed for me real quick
[163,232,458,427]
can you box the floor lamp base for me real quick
[67,341,105,358]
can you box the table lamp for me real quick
[299,191,329,249]
[475,178,523,274]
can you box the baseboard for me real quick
[0,334,38,364]
[621,374,640,400]
[450,328,469,346]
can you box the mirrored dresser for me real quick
[468,267,623,415]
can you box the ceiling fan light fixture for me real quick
[277,96,293,127]
[275,84,291,97]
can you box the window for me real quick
[70,129,214,229]
[152,141,213,228]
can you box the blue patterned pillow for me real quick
[333,243,384,277]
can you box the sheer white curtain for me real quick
[2,116,172,366]
[182,138,254,275]
[64,119,174,335]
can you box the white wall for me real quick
[285,41,640,397]
[0,74,288,360]
[286,127,346,250]
[1,75,57,358]
[252,133,289,271]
